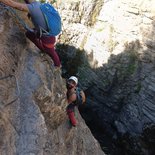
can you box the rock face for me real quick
[0,5,104,155]
[57,0,155,154]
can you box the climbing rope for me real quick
[0,74,20,108]
[0,3,31,31]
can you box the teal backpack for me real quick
[40,3,61,36]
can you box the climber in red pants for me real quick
[25,30,61,67]
[0,0,61,68]
[66,76,86,127]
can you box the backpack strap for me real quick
[67,88,83,106]
[75,87,83,106]
[38,26,49,37]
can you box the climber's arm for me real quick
[81,91,86,103]
[0,0,29,12]
[68,93,76,104]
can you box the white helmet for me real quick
[68,76,78,85]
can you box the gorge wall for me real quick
[57,0,155,154]
[0,3,104,155]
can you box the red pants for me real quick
[26,31,61,67]
[67,103,77,126]
[67,109,77,127]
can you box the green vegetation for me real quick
[96,22,104,32]
[127,51,138,75]
[108,39,118,53]
[56,44,86,77]
[108,25,118,53]
[129,50,138,63]
[39,0,57,4]
[126,63,137,75]
[134,82,141,93]
[89,0,104,26]
[114,50,139,82]
[96,28,104,32]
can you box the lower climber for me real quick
[66,76,86,127]
[0,0,61,68]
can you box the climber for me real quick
[0,0,61,69]
[66,76,86,127]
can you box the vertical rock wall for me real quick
[0,5,104,155]
[57,0,155,154]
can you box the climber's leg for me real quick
[67,110,77,127]
[25,30,44,51]
[66,104,77,127]
[41,35,61,67]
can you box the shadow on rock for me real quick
[56,39,155,155]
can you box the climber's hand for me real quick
[0,0,29,12]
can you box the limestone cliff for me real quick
[0,5,104,155]
[57,0,155,154]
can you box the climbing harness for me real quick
[0,3,31,31]
[0,74,20,108]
